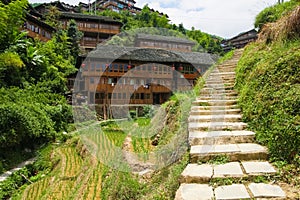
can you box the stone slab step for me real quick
[189,122,247,131]
[204,83,235,87]
[215,184,250,199]
[197,96,237,101]
[205,79,235,83]
[175,184,214,200]
[189,130,255,145]
[199,91,238,96]
[248,183,286,199]
[175,183,286,200]
[192,100,237,106]
[190,109,241,116]
[200,89,235,95]
[202,86,234,91]
[190,143,268,162]
[210,72,236,76]
[198,91,237,96]
[180,164,213,183]
[188,114,242,123]
[241,161,277,175]
[191,105,239,111]
[180,161,276,184]
[217,68,237,73]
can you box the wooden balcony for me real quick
[26,30,51,42]
[78,27,120,35]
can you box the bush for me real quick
[0,86,72,150]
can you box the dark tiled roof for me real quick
[88,45,215,65]
[60,12,123,24]
[136,34,196,45]
[226,29,257,42]
[25,13,56,32]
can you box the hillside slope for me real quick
[235,5,300,198]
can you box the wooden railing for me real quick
[26,30,51,42]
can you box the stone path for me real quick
[0,157,36,182]
[175,50,286,200]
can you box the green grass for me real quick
[235,40,300,163]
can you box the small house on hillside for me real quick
[222,29,258,52]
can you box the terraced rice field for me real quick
[16,145,103,200]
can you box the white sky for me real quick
[29,0,280,38]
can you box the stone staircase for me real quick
[175,50,286,200]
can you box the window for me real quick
[130,79,135,85]
[114,64,119,72]
[102,64,106,71]
[145,94,151,99]
[140,93,144,100]
[108,93,112,99]
[124,64,128,71]
[135,93,139,99]
[90,77,95,84]
[108,78,113,84]
[113,93,117,99]
[96,63,101,71]
[123,93,126,99]
[118,93,122,99]
[90,63,95,71]
[119,64,123,73]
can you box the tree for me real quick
[0,0,28,52]
[67,20,83,58]
[178,23,186,35]
[45,5,61,29]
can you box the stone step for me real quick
[180,161,276,184]
[204,83,235,88]
[202,86,234,91]
[210,72,236,76]
[188,122,247,131]
[209,75,236,81]
[190,109,241,116]
[241,161,277,175]
[175,183,286,200]
[197,96,237,101]
[188,114,242,123]
[190,143,268,163]
[189,130,255,145]
[204,81,235,86]
[200,87,236,92]
[200,89,238,96]
[175,184,214,200]
[192,99,237,106]
[191,105,240,111]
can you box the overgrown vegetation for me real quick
[236,5,300,165]
[0,0,80,173]
[254,0,300,30]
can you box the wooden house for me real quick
[222,29,258,52]
[60,12,122,51]
[25,5,122,51]
[24,13,56,42]
[74,42,215,108]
